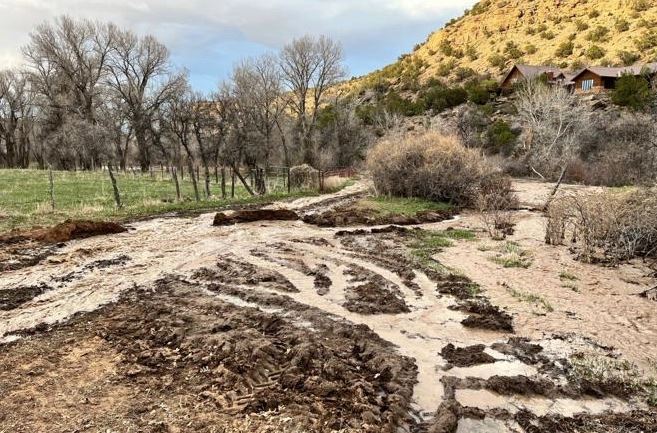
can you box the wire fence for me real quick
[0,165,355,216]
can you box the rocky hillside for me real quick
[352,0,657,91]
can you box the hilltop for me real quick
[351,0,657,92]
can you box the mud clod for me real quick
[343,281,410,315]
[457,301,514,333]
[213,209,299,225]
[440,344,496,368]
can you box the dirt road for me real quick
[1,180,655,432]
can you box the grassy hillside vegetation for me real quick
[349,0,657,92]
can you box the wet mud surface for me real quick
[1,183,655,432]
[0,220,126,272]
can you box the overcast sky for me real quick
[0,0,476,92]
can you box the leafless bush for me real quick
[367,132,516,208]
[289,164,319,189]
[476,174,519,239]
[546,189,657,263]
[576,113,657,186]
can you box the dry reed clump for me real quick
[476,174,519,239]
[367,132,516,209]
[545,188,657,263]
[322,175,347,191]
[289,164,319,189]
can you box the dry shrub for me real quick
[476,174,519,239]
[322,175,347,191]
[367,132,516,208]
[289,164,319,189]
[546,188,657,263]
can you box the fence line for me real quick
[1,165,357,213]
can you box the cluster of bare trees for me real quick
[0,16,368,183]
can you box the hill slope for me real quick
[354,0,657,90]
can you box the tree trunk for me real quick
[232,164,255,196]
[188,159,200,202]
[221,166,226,199]
[135,124,150,172]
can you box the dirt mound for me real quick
[440,344,496,368]
[304,207,451,227]
[0,220,126,271]
[0,220,125,245]
[213,209,299,226]
[0,283,51,311]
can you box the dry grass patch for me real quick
[489,241,533,268]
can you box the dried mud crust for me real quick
[0,278,418,433]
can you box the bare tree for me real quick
[231,54,287,167]
[165,89,200,201]
[515,78,588,179]
[23,16,113,124]
[106,27,186,171]
[0,70,30,167]
[279,35,345,165]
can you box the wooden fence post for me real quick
[48,165,55,211]
[287,167,291,194]
[231,167,235,198]
[108,165,123,209]
[172,167,181,201]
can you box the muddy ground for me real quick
[1,181,656,433]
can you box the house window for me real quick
[581,79,594,91]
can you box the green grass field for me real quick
[0,169,328,233]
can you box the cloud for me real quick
[0,0,476,90]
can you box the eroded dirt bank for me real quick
[1,181,656,432]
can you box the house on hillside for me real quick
[501,63,657,94]
[570,63,657,93]
[499,65,564,91]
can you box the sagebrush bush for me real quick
[546,189,657,263]
[367,133,516,208]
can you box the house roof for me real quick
[501,64,563,85]
[571,63,657,81]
